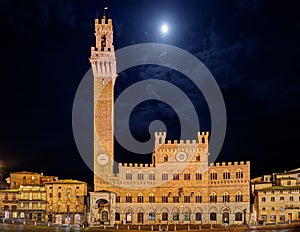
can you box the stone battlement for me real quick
[209,161,250,167]
[119,163,154,168]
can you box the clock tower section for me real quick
[89,14,117,191]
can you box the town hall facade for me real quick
[89,12,250,226]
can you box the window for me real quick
[149,171,155,180]
[67,192,71,199]
[271,197,275,202]
[184,171,190,180]
[137,172,144,180]
[115,213,120,221]
[162,212,168,221]
[223,171,230,180]
[173,194,179,203]
[12,194,16,201]
[38,192,41,199]
[126,171,132,180]
[210,171,217,180]
[223,192,230,202]
[173,172,179,180]
[235,212,242,221]
[162,172,168,180]
[196,154,200,161]
[270,215,276,221]
[49,193,53,198]
[67,205,70,212]
[271,207,275,211]
[196,194,202,203]
[149,193,155,203]
[210,212,217,221]
[116,195,120,203]
[173,212,179,221]
[137,193,144,203]
[58,192,61,198]
[262,207,265,211]
[163,155,168,162]
[126,194,132,203]
[261,215,267,221]
[184,212,190,221]
[20,202,24,208]
[184,194,190,203]
[196,213,202,221]
[236,170,243,179]
[290,196,294,201]
[262,197,266,202]
[280,197,284,202]
[196,172,202,180]
[236,192,243,202]
[29,202,32,209]
[287,180,291,185]
[4,193,8,201]
[162,194,168,203]
[210,193,217,203]
[280,215,285,221]
[149,212,155,221]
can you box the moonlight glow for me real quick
[161,24,168,34]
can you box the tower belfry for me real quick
[90,7,117,191]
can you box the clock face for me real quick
[176,152,187,162]
[97,154,109,165]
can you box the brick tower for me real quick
[89,12,117,191]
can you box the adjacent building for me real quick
[89,13,251,226]
[253,168,300,224]
[45,180,88,224]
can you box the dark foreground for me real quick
[1,222,300,232]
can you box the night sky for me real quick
[0,0,299,186]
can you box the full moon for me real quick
[161,24,168,34]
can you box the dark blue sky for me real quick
[0,0,299,185]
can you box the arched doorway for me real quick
[96,199,110,224]
[222,209,229,224]
[137,212,144,223]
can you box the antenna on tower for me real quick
[103,0,110,19]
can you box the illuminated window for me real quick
[223,192,230,202]
[149,193,155,203]
[137,193,144,203]
[126,193,132,203]
[137,171,144,180]
[223,171,230,180]
[162,194,168,203]
[235,192,243,202]
[126,171,132,180]
[184,171,190,180]
[210,193,217,203]
[196,193,202,203]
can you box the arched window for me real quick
[196,212,202,221]
[162,193,168,203]
[162,172,168,180]
[126,193,132,203]
[163,155,168,162]
[126,171,132,180]
[137,193,144,203]
[196,193,202,203]
[184,194,190,203]
[149,193,155,203]
[162,212,168,221]
[184,171,190,180]
[12,194,16,201]
[210,212,217,221]
[236,170,243,179]
[235,192,243,202]
[4,193,8,201]
[115,212,120,221]
[223,192,230,202]
[149,171,155,180]
[173,171,179,180]
[223,170,230,180]
[196,172,202,180]
[115,193,120,203]
[210,193,217,203]
[137,171,144,180]
[210,171,217,180]
[235,212,242,221]
[173,194,179,203]
[196,154,200,161]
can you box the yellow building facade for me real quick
[89,13,251,226]
[45,180,88,224]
